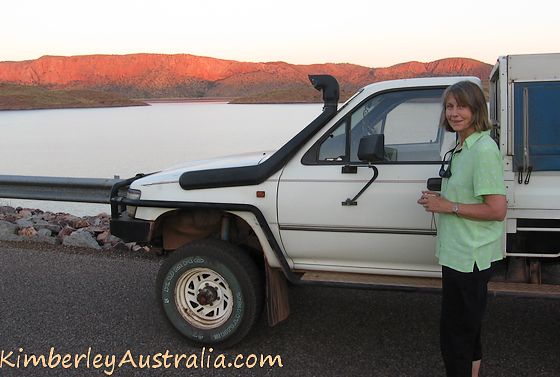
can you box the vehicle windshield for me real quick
[338,88,364,112]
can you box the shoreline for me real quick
[0,83,324,110]
[0,98,323,110]
[140,97,235,103]
[0,83,148,111]
[0,102,148,112]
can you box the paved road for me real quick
[0,242,558,376]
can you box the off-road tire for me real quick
[156,238,263,348]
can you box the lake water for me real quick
[0,102,323,215]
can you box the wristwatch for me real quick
[452,203,460,216]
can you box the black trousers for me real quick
[440,264,493,377]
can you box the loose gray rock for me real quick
[97,231,122,246]
[62,230,101,250]
[17,209,33,218]
[16,218,34,228]
[0,206,16,215]
[0,233,24,242]
[37,228,53,237]
[36,235,59,245]
[0,220,18,236]
[34,220,62,234]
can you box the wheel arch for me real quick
[147,204,294,327]
[149,208,281,268]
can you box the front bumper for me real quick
[110,213,154,243]
[109,173,154,243]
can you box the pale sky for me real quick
[2,0,559,67]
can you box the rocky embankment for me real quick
[0,206,150,252]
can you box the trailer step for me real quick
[300,271,560,298]
[488,281,560,298]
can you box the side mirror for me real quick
[358,134,385,163]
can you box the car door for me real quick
[277,87,456,275]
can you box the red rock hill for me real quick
[0,54,492,100]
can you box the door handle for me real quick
[341,165,357,174]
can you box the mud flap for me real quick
[265,262,290,326]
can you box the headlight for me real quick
[126,189,141,217]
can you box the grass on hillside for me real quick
[230,85,357,104]
[0,83,147,110]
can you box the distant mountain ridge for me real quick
[0,54,492,102]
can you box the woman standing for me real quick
[417,81,507,377]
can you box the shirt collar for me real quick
[463,130,490,150]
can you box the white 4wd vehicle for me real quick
[110,53,560,347]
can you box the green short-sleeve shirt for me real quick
[436,131,506,273]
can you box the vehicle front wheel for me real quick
[156,239,263,348]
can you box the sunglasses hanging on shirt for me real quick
[439,145,462,178]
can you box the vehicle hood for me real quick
[133,150,275,186]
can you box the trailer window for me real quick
[490,73,500,125]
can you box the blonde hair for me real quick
[439,81,491,133]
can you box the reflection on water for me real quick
[0,103,322,215]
